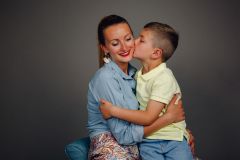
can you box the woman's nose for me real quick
[120,42,127,51]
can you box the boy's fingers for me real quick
[99,99,106,104]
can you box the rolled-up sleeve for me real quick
[107,117,143,145]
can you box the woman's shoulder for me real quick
[90,65,115,83]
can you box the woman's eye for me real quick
[111,42,118,46]
[126,37,132,41]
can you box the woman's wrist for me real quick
[164,112,175,124]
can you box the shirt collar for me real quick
[137,63,167,81]
[107,61,137,80]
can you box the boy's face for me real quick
[133,29,155,61]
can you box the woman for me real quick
[86,15,187,160]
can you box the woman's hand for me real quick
[165,95,185,123]
[187,129,196,156]
[99,99,113,119]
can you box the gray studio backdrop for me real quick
[1,0,240,159]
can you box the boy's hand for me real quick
[166,95,185,123]
[99,99,113,119]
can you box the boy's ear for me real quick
[152,48,163,59]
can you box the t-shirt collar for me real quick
[137,63,167,81]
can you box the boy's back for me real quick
[136,62,189,141]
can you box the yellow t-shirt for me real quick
[135,63,189,141]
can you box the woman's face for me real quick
[102,23,134,64]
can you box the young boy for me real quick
[100,22,193,160]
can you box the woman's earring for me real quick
[103,53,111,64]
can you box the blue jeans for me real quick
[139,138,193,160]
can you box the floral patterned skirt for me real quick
[88,132,140,160]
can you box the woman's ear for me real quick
[100,44,109,54]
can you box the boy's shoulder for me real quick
[154,65,175,80]
[149,66,180,90]
[151,67,181,94]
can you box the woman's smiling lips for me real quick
[119,51,130,57]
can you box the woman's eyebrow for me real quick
[124,33,132,38]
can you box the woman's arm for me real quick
[90,72,144,145]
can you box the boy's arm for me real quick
[143,96,185,136]
[100,99,165,125]
[143,112,173,137]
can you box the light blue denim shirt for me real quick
[87,61,144,145]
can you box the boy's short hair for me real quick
[144,22,179,62]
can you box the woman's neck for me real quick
[115,61,129,75]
